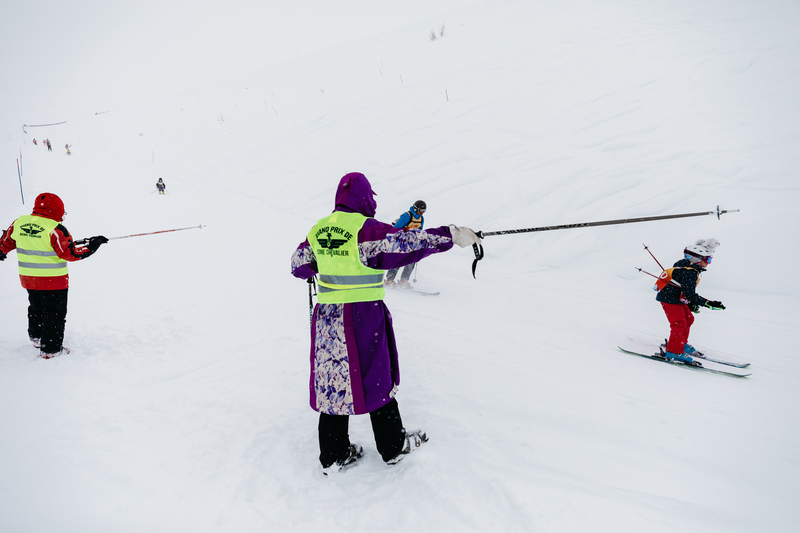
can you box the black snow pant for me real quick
[27,288,68,353]
[318,398,406,468]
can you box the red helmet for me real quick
[32,192,65,222]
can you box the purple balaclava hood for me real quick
[334,172,377,217]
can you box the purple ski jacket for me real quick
[291,172,455,415]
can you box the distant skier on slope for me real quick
[0,193,108,358]
[385,199,427,289]
[156,178,166,195]
[290,172,480,474]
[655,238,726,363]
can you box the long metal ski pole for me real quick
[470,206,739,277]
[108,224,206,240]
[476,206,739,239]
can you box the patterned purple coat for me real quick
[291,173,454,415]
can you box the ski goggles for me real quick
[686,253,712,264]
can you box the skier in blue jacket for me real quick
[385,200,426,288]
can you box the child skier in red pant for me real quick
[655,238,726,363]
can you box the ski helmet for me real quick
[32,192,65,222]
[684,238,719,264]
[413,200,427,213]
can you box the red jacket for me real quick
[1,193,96,290]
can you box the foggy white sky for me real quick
[0,0,480,126]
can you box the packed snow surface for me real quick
[2,1,799,531]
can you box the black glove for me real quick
[704,300,726,310]
[87,235,109,252]
[0,251,6,261]
[689,303,700,314]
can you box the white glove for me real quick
[449,225,481,248]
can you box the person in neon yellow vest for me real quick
[291,172,480,473]
[1,192,108,358]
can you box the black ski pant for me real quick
[318,398,406,468]
[27,288,68,353]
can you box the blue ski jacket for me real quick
[393,206,425,230]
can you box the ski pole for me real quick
[635,267,682,288]
[642,243,665,270]
[471,206,739,277]
[73,225,205,246]
[476,206,739,239]
[108,224,206,240]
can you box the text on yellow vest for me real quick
[11,214,68,278]
[308,211,385,304]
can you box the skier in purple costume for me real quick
[291,172,481,472]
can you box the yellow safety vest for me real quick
[11,214,68,278]
[406,212,423,230]
[308,212,385,304]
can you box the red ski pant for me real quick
[661,302,694,354]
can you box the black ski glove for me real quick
[704,300,725,310]
[0,251,6,261]
[87,235,109,252]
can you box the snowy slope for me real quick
[2,1,800,532]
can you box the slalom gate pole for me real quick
[470,206,739,277]
[108,224,206,241]
[17,158,24,204]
